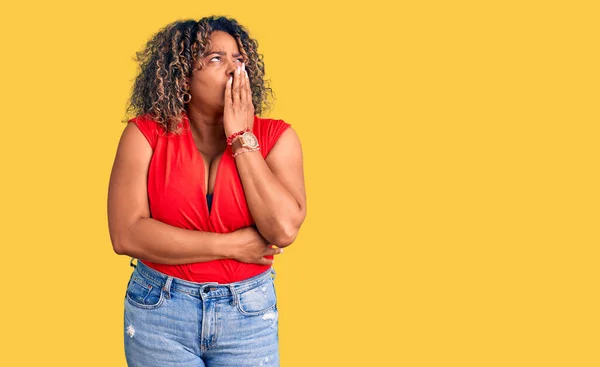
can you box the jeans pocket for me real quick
[125,273,165,310]
[236,279,277,316]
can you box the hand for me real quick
[224,63,254,138]
[231,226,283,265]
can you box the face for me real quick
[187,30,245,113]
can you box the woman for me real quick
[107,16,306,366]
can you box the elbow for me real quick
[268,223,300,248]
[271,208,306,247]
[109,218,143,257]
[270,233,296,248]
[261,207,306,247]
[112,242,128,256]
[111,236,128,256]
[109,229,131,256]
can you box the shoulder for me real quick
[252,116,303,160]
[252,116,293,156]
[252,116,293,143]
[128,114,162,130]
[127,114,164,148]
[253,116,291,132]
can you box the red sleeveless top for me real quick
[128,112,291,283]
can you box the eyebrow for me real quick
[206,51,243,57]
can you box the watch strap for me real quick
[231,136,244,152]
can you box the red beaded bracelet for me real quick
[226,128,250,146]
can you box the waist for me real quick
[134,259,275,297]
[138,258,273,284]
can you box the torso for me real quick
[129,113,291,283]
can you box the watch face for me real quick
[243,132,259,148]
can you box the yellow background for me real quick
[1,0,598,366]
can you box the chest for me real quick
[199,151,224,196]
[145,135,253,232]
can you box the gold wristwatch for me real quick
[231,131,259,152]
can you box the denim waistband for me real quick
[132,259,276,300]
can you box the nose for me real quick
[226,60,237,78]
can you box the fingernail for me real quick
[237,66,240,75]
[228,76,232,84]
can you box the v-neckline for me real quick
[185,125,230,220]
[182,114,257,221]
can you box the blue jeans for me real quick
[124,260,280,366]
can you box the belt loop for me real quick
[130,258,137,268]
[228,285,239,307]
[162,276,173,299]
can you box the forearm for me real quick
[234,151,303,246]
[112,217,237,265]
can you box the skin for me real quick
[184,30,249,195]
[107,31,306,266]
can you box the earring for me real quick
[183,91,192,104]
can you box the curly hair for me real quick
[125,16,274,133]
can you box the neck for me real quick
[185,106,227,150]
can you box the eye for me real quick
[209,56,245,63]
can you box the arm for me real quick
[223,66,306,247]
[107,122,279,265]
[233,127,307,247]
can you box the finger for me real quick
[245,80,254,120]
[243,67,251,106]
[233,65,242,106]
[244,68,255,126]
[266,247,284,256]
[224,76,232,108]
[260,257,274,266]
